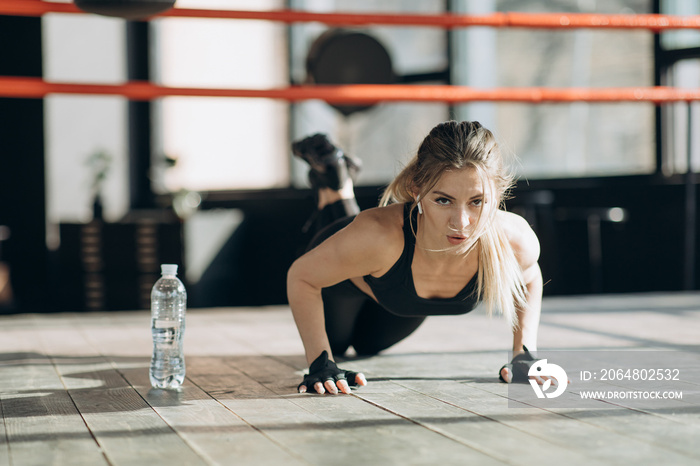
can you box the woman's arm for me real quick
[513,261,543,352]
[287,206,402,393]
[499,211,543,352]
[498,212,545,383]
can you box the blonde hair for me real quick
[380,121,527,329]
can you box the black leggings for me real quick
[306,200,426,357]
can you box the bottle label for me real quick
[154,319,181,329]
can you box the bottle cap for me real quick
[161,264,178,275]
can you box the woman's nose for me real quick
[451,209,471,231]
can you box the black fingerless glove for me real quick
[499,346,537,384]
[298,351,360,393]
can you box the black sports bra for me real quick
[363,204,480,317]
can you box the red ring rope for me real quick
[0,0,699,30]
[1,77,699,103]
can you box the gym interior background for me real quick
[0,0,698,314]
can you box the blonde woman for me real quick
[288,121,544,395]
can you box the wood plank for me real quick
[421,376,700,464]
[115,363,309,466]
[311,348,700,465]
[539,293,700,350]
[521,390,700,459]
[35,321,208,466]
[182,300,700,465]
[354,381,596,465]
[295,351,646,465]
[69,309,309,465]
[216,354,507,466]
[0,326,108,466]
[0,395,9,466]
[180,318,507,465]
[437,345,698,460]
[113,327,311,466]
[0,292,697,465]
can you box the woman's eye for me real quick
[435,197,451,205]
[472,199,483,207]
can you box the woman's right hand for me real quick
[298,351,367,394]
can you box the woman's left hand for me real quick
[498,348,567,386]
[499,346,545,384]
[500,365,554,385]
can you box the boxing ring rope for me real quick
[1,76,700,103]
[1,0,700,30]
[1,1,698,103]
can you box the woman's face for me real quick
[417,167,490,252]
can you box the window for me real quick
[658,0,700,175]
[291,0,657,183]
[660,0,700,50]
[484,0,655,179]
[43,9,129,235]
[153,0,289,193]
[659,60,700,174]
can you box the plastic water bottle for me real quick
[149,264,186,389]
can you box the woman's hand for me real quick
[498,347,566,387]
[499,346,545,384]
[298,351,367,394]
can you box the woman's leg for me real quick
[307,197,359,239]
[292,133,361,236]
[321,281,372,356]
[351,302,426,356]
[293,136,360,241]
[320,279,427,357]
[294,133,376,357]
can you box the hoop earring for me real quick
[417,201,423,215]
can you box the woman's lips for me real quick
[447,235,467,245]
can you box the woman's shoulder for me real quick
[328,203,405,276]
[495,210,540,267]
[357,202,405,223]
[351,203,406,241]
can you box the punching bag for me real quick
[75,0,176,20]
[306,29,395,116]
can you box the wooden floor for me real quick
[0,292,698,466]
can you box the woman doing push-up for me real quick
[287,120,544,394]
